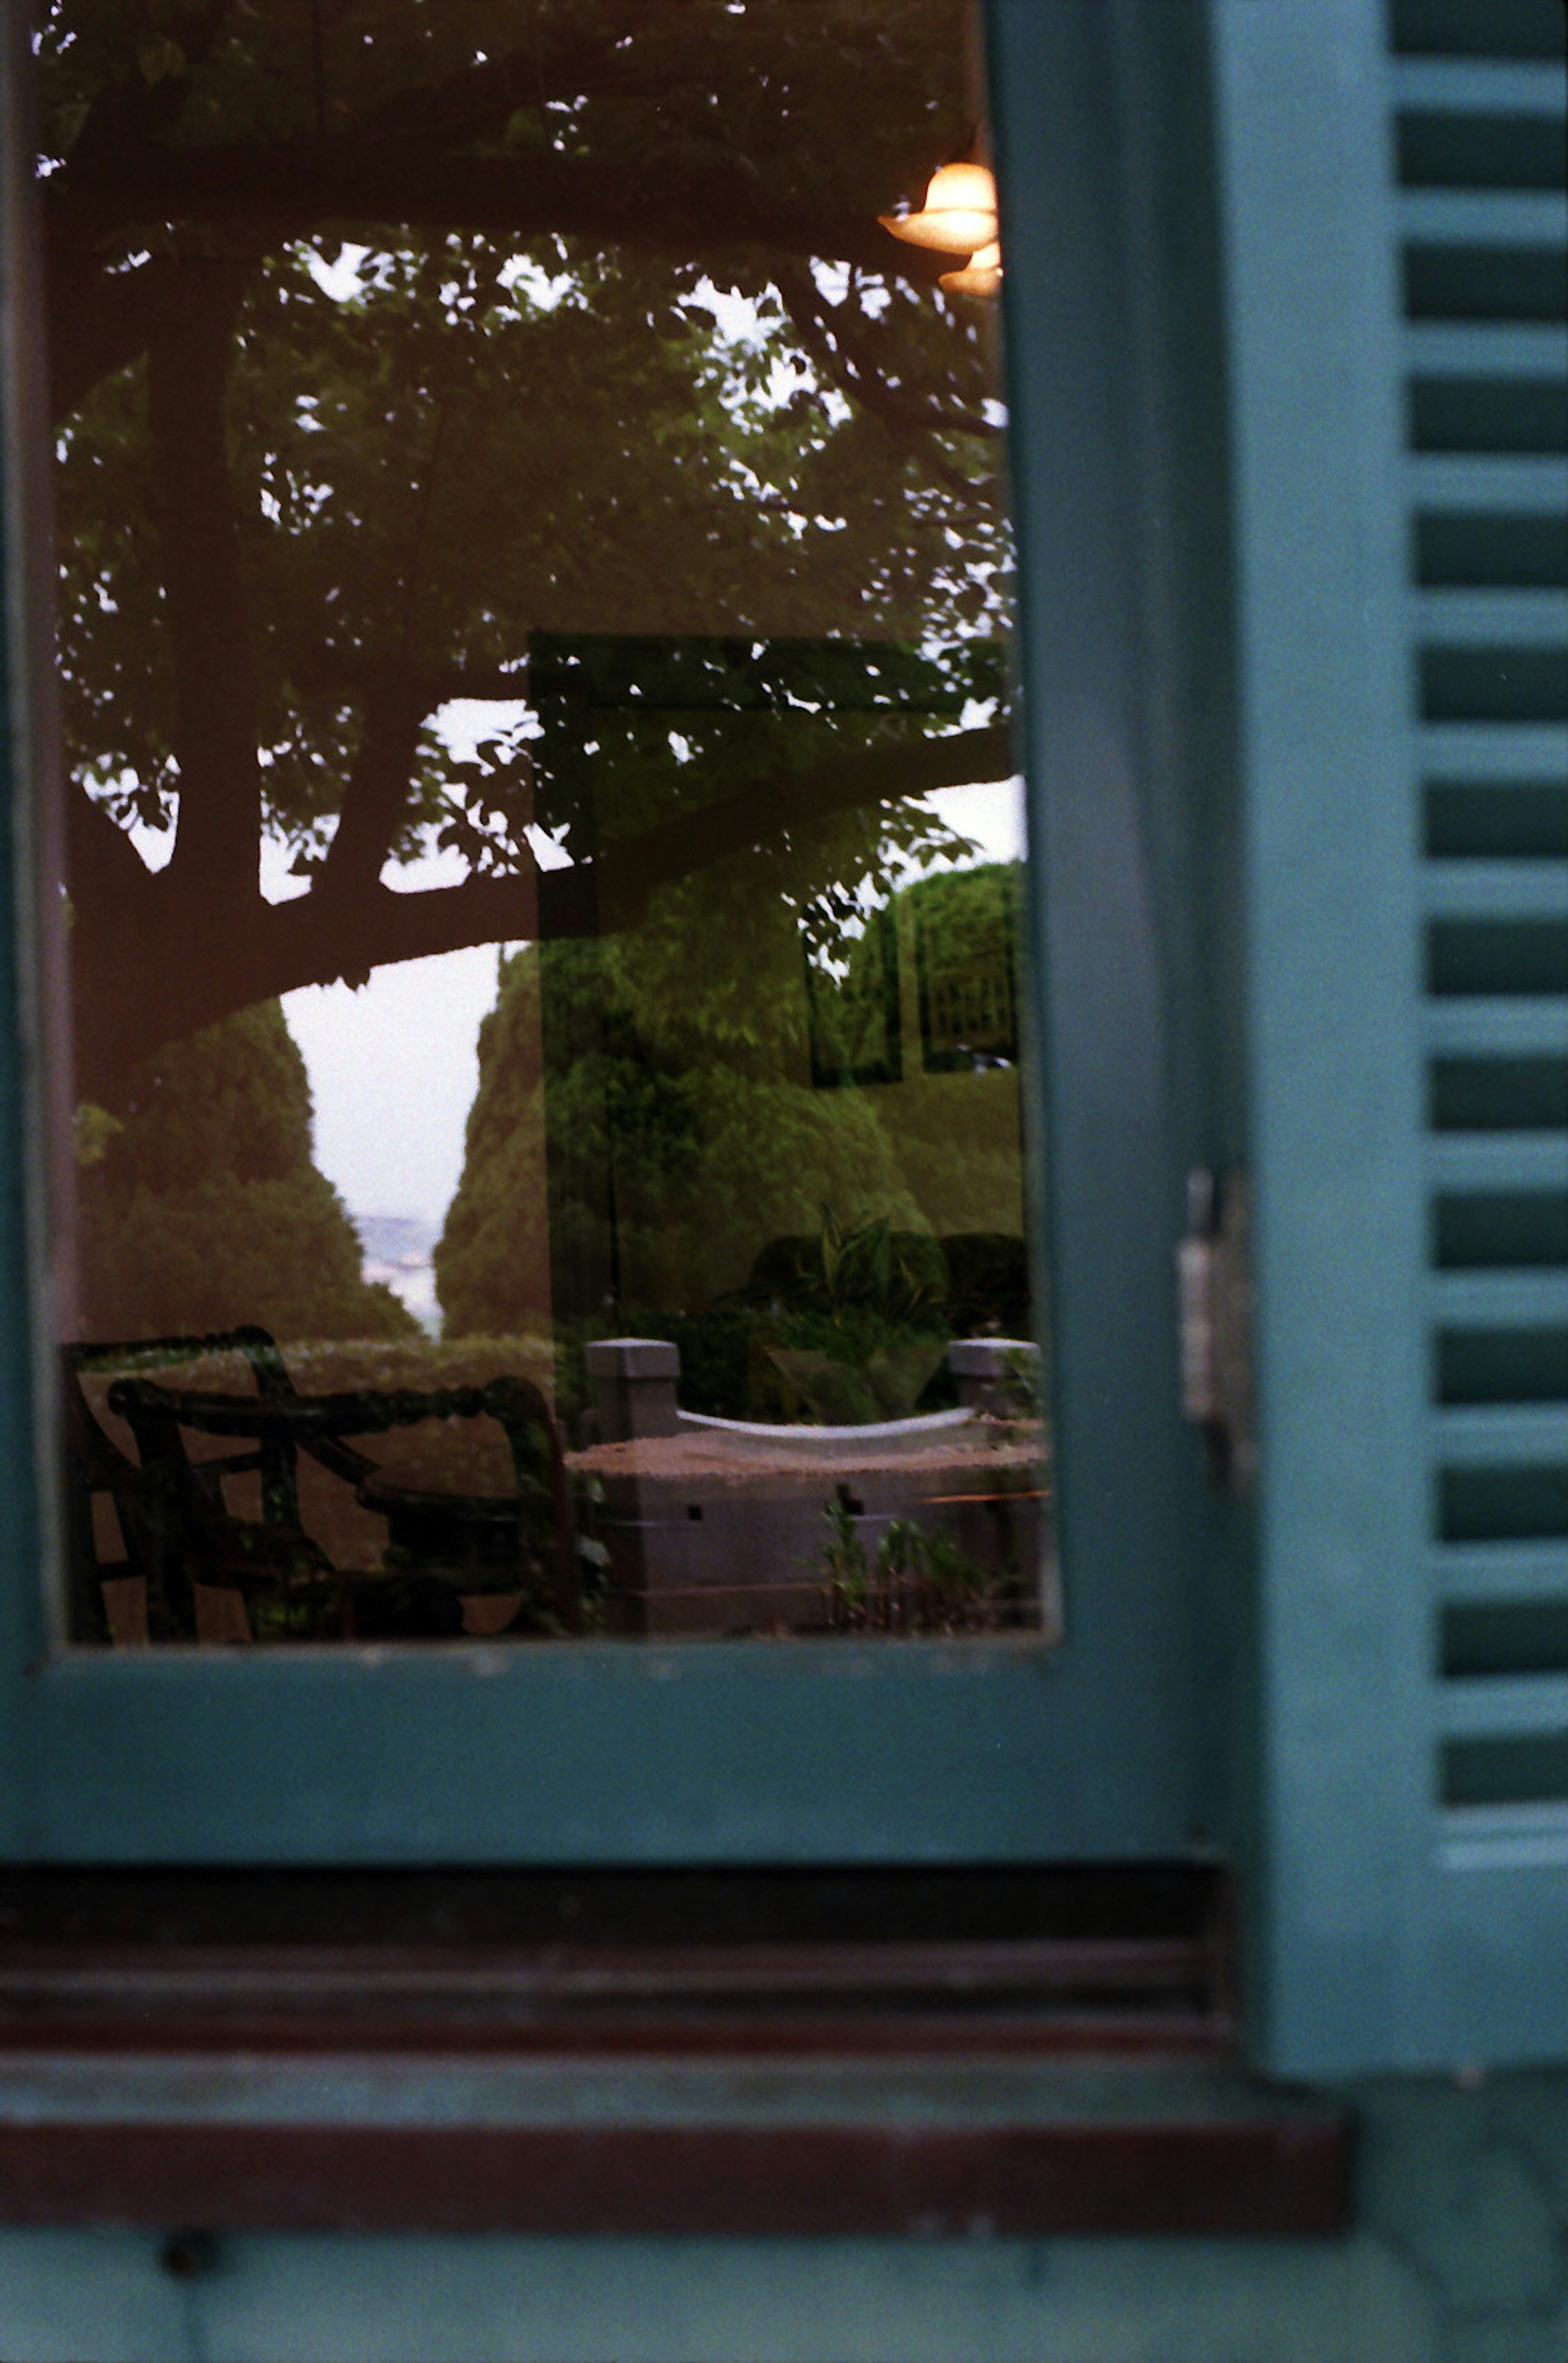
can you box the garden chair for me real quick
[107,1372,578,1642]
[61,1326,359,1644]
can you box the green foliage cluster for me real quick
[717,1211,1031,1425]
[733,1208,949,1424]
[856,1070,1025,1239]
[742,1208,949,1324]
[434,929,926,1342]
[75,1002,418,1343]
[436,859,1035,1414]
[816,1498,1021,1635]
[808,858,1028,1228]
[46,2,1009,889]
[430,949,555,1342]
[905,859,1025,1002]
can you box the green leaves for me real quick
[766,1334,946,1426]
[135,30,184,85]
[74,1001,420,1342]
[744,1206,948,1328]
[50,0,1011,889]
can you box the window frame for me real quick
[0,0,1227,1871]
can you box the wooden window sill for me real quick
[0,1868,1350,2236]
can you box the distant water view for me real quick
[355,1214,440,1336]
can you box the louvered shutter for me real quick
[1397,3,1568,1855]
[1213,0,1566,2072]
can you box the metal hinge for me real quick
[1178,1167,1256,1491]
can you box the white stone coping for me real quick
[676,1404,978,1457]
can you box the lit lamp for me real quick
[878,160,1002,297]
[935,239,1001,299]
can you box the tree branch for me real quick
[586,722,1014,930]
[274,868,546,991]
[65,785,163,910]
[69,717,1011,1096]
[146,258,264,904]
[293,656,532,706]
[48,137,943,296]
[312,675,430,901]
[48,253,208,424]
[774,261,999,455]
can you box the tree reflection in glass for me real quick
[40,0,1053,1646]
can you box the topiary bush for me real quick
[74,1002,418,1344]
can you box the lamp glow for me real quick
[878,160,998,256]
[939,239,1002,298]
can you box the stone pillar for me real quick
[947,1336,1040,1414]
[585,1337,682,1444]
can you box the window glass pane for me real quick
[37,0,1052,1648]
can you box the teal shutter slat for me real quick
[1430,1269,1568,1321]
[1434,1540,1568,1601]
[1417,585,1568,632]
[1434,1404,1568,1464]
[1425,998,1568,1053]
[1405,324,1568,461]
[1440,1676,1568,1740]
[1392,56,1568,109]
[1215,0,1568,2072]
[1399,187,1568,242]
[1406,321,1568,372]
[1439,1811,1568,1873]
[1418,722,1568,772]
[1432,1135,1568,1189]
[1422,860,1568,917]
[1410,453,1568,510]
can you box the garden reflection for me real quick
[43,0,1052,1643]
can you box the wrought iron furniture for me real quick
[107,1371,577,1642]
[61,1326,354,1644]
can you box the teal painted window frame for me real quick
[0,4,1227,1870]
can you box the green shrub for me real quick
[75,1002,418,1344]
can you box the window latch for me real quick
[1178,1167,1256,1491]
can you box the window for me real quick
[0,0,1212,1867]
[44,0,1048,1654]
[7,0,1562,2086]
